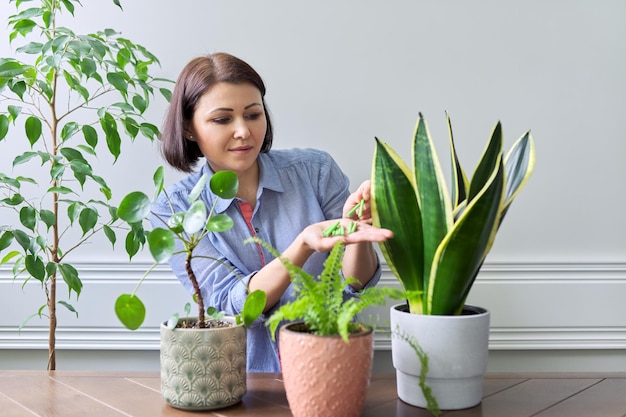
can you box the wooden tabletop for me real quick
[0,371,624,416]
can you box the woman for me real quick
[152,52,391,372]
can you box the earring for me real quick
[188,135,193,140]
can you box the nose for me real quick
[233,118,251,140]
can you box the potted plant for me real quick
[0,0,171,369]
[253,236,404,417]
[115,168,266,411]
[370,112,535,411]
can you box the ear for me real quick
[184,127,196,142]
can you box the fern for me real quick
[247,237,404,343]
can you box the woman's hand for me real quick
[343,180,373,223]
[300,218,393,253]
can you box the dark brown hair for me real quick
[160,52,273,172]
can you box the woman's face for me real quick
[187,82,267,177]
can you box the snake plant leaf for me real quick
[448,112,469,211]
[427,157,505,315]
[413,114,453,293]
[501,131,535,219]
[467,122,503,204]
[371,138,424,313]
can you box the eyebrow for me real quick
[209,103,263,114]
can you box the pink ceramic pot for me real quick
[278,322,374,417]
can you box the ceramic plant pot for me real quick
[279,322,374,417]
[160,316,247,410]
[390,304,490,410]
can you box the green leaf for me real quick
[60,147,86,162]
[428,158,504,315]
[67,202,80,224]
[107,72,128,96]
[13,151,39,167]
[412,115,452,291]
[19,206,36,231]
[188,173,207,203]
[78,207,98,235]
[82,124,98,148]
[58,263,83,297]
[115,294,146,330]
[152,166,164,200]
[242,289,266,327]
[0,114,9,140]
[2,194,25,206]
[25,254,45,282]
[206,214,234,233]
[132,94,146,114]
[166,212,184,234]
[183,200,206,234]
[103,224,116,247]
[117,191,150,223]
[147,228,175,263]
[124,228,143,260]
[100,112,121,160]
[138,122,159,140]
[40,210,56,229]
[0,231,14,251]
[0,60,25,78]
[13,229,32,253]
[25,116,42,147]
[60,122,80,141]
[371,138,424,313]
[80,58,97,78]
[210,171,238,199]
[58,301,78,317]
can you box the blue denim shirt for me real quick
[150,148,382,372]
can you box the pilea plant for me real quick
[254,237,404,342]
[0,0,172,369]
[115,168,266,330]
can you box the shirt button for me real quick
[254,228,260,233]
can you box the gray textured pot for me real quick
[390,304,490,410]
[160,316,246,410]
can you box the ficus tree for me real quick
[0,0,172,369]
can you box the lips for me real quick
[230,145,253,153]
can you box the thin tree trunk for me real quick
[186,254,205,328]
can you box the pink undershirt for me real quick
[238,201,266,266]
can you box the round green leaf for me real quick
[207,213,234,233]
[183,200,207,234]
[115,294,146,331]
[166,212,184,233]
[210,171,238,199]
[117,191,150,223]
[242,289,266,327]
[147,228,175,263]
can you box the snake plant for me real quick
[371,113,535,315]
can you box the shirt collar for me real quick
[207,152,285,214]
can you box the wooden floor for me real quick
[0,371,624,416]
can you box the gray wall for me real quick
[1,1,625,372]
